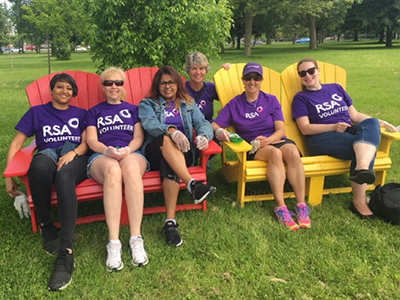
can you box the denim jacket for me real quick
[139,96,213,162]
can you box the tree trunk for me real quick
[386,28,393,47]
[220,43,225,53]
[244,10,253,57]
[236,35,241,50]
[266,34,272,45]
[308,14,317,50]
[353,32,359,42]
[378,29,385,44]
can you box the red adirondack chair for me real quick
[4,68,221,233]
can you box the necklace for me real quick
[246,96,259,107]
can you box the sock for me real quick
[109,239,121,245]
[275,205,287,211]
[165,219,176,225]
[130,235,142,241]
[187,179,195,193]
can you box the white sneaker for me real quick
[129,237,149,267]
[106,241,123,272]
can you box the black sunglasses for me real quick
[102,80,124,87]
[298,67,316,77]
[243,74,262,82]
[159,80,176,87]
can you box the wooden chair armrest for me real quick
[223,140,252,153]
[4,140,37,177]
[201,139,222,156]
[381,130,400,141]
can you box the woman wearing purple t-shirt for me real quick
[5,73,88,291]
[139,66,215,247]
[86,67,149,272]
[212,62,310,231]
[292,57,396,220]
[184,52,230,168]
[184,52,230,123]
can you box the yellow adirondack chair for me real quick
[281,61,400,205]
[213,64,285,206]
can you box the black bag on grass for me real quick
[368,183,400,225]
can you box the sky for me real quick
[1,0,11,8]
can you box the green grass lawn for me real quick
[1,40,400,299]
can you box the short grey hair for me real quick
[184,52,211,74]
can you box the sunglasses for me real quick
[102,80,124,87]
[159,80,176,87]
[243,74,262,82]
[298,67,316,77]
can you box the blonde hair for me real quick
[184,52,210,74]
[100,67,127,101]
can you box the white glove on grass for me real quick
[14,192,30,219]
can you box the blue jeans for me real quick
[307,118,381,172]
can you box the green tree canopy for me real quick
[87,0,232,72]
[0,4,9,48]
[23,0,88,60]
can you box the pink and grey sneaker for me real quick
[274,206,299,231]
[295,203,311,229]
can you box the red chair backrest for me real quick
[26,68,187,109]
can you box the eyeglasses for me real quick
[298,67,316,77]
[243,74,262,82]
[159,81,176,87]
[102,80,124,87]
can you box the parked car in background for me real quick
[295,37,310,44]
[75,46,87,51]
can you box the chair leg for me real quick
[307,176,325,206]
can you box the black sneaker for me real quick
[163,221,183,247]
[41,222,60,255]
[48,249,74,291]
[190,180,216,204]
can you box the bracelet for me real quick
[73,149,79,158]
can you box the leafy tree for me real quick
[362,0,400,47]
[86,0,232,72]
[283,0,354,49]
[0,4,9,50]
[23,0,88,60]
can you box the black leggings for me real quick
[145,134,193,183]
[28,154,88,250]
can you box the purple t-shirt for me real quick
[185,81,219,122]
[214,91,284,142]
[86,101,140,147]
[15,102,86,151]
[165,105,184,132]
[292,83,353,126]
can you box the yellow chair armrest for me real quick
[223,140,252,153]
[381,130,400,141]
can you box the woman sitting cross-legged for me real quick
[139,65,216,247]
[292,57,396,220]
[86,67,149,271]
[212,62,311,231]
